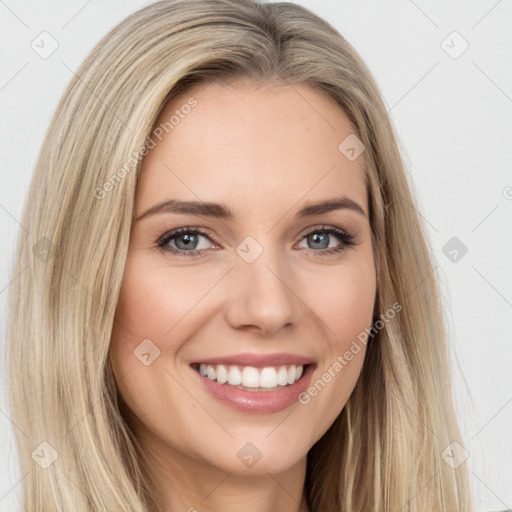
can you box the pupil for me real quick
[177,234,196,249]
[310,233,328,249]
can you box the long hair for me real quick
[6,0,474,510]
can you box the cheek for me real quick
[296,253,376,425]
[305,252,376,345]
[108,253,229,403]
[111,255,215,352]
[108,256,214,435]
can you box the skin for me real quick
[109,79,376,512]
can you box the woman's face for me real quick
[110,80,376,477]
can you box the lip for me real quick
[190,361,317,414]
[189,352,315,369]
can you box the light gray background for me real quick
[1,1,511,511]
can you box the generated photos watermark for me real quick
[93,97,197,200]
[298,301,402,404]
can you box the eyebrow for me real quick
[136,196,367,222]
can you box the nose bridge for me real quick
[223,234,301,334]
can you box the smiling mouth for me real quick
[190,362,312,391]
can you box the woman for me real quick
[6,0,476,510]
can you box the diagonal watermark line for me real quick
[413,206,439,234]
[407,0,439,29]
[264,408,296,438]
[0,62,29,92]
[162,267,234,337]
[58,203,96,239]
[60,397,102,439]
[0,471,29,505]
[0,265,28,297]
[61,266,133,339]
[405,265,438,299]
[57,466,94,506]
[265,266,336,336]
[396,189,439,234]
[266,164,337,234]
[471,471,512,510]
[0,201,28,233]
[61,367,134,439]
[61,0,93,30]
[379,62,440,123]
[266,471,302,505]
[389,386,441,440]
[161,162,234,234]
[0,0,29,28]
[199,470,233,502]
[472,61,512,105]
[471,0,504,30]
[471,396,512,440]
[61,61,131,129]
[144,467,192,512]
[162,368,234,438]
[283,78,337,131]
[0,405,29,438]
[471,265,512,308]
[399,470,440,511]
[470,204,499,233]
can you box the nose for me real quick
[223,241,302,337]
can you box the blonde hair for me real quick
[6,0,474,510]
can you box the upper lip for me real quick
[190,352,315,368]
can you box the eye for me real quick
[156,225,356,258]
[296,225,356,256]
[156,226,215,257]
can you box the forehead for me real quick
[136,80,367,218]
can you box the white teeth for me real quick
[206,365,216,381]
[287,365,297,384]
[259,367,278,388]
[277,366,288,386]
[228,366,242,386]
[241,367,259,387]
[197,363,305,389]
[216,364,229,384]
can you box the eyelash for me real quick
[156,225,356,258]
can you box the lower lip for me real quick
[191,364,316,414]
